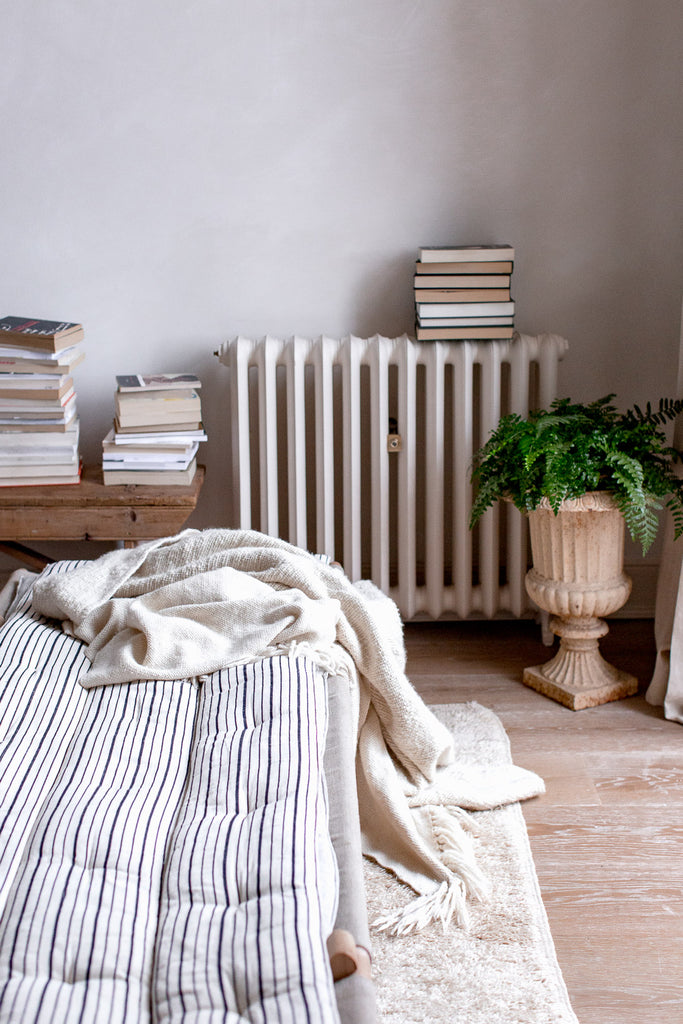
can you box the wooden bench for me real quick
[0,464,205,569]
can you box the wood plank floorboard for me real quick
[404,617,683,1024]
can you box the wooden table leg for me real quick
[0,541,54,571]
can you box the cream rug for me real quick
[365,702,580,1024]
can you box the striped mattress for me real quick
[0,562,341,1023]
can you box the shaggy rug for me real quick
[365,702,580,1024]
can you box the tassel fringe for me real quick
[429,805,490,904]
[372,804,491,936]
[373,879,469,935]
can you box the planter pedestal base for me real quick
[523,494,638,711]
[523,616,638,710]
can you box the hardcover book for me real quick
[414,275,511,289]
[417,301,515,318]
[414,288,511,303]
[418,245,514,263]
[415,325,515,340]
[415,260,513,275]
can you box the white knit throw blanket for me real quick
[32,528,544,933]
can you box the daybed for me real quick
[0,528,543,1023]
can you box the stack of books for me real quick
[414,245,515,341]
[102,373,207,485]
[0,316,85,485]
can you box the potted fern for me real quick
[469,395,683,709]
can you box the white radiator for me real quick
[217,333,568,620]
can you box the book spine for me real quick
[415,260,513,275]
[414,288,511,303]
[415,326,515,340]
[417,302,515,318]
[413,275,511,288]
[418,247,514,263]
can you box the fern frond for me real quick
[469,392,683,552]
[666,491,683,541]
[624,397,683,427]
[604,449,644,502]
[615,492,661,554]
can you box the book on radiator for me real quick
[415,260,513,275]
[418,244,515,264]
[418,315,514,327]
[415,246,516,341]
[417,301,515,319]
[414,275,511,289]
[415,288,511,303]
[416,325,515,340]
[0,317,84,353]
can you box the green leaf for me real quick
[469,393,683,552]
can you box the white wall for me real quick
[2,1,682,579]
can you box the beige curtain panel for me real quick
[646,299,683,724]
[647,513,683,723]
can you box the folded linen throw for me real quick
[32,528,544,933]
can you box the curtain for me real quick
[646,509,683,722]
[646,299,683,724]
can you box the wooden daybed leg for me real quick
[327,929,372,981]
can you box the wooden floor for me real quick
[404,617,683,1024]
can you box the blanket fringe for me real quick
[372,879,469,935]
[371,804,491,936]
[429,805,490,905]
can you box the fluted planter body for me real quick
[523,492,638,709]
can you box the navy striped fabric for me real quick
[0,564,340,1024]
[154,657,338,1024]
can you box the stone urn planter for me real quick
[469,395,683,709]
[523,492,637,710]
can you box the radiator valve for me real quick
[387,416,402,452]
